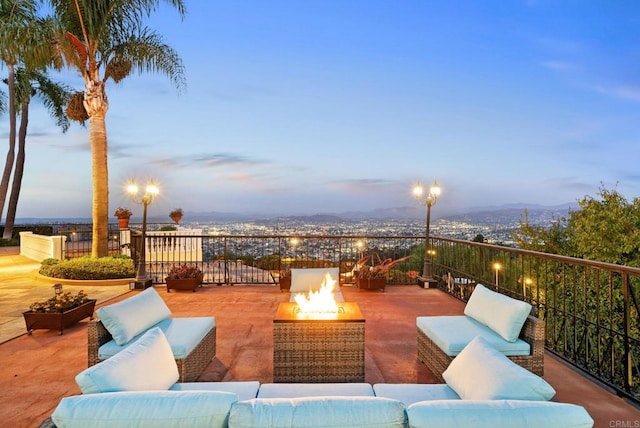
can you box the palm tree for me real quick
[49,0,186,257]
[2,68,72,240]
[0,0,45,226]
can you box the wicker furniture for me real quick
[417,315,545,382]
[273,302,365,383]
[88,319,216,382]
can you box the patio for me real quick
[0,283,638,426]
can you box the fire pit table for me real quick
[273,301,365,383]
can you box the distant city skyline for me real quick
[1,1,639,220]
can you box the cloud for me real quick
[326,178,399,193]
[150,152,270,169]
[541,60,581,72]
[594,85,640,102]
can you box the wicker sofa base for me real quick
[88,319,216,382]
[417,315,545,382]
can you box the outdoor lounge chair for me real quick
[417,284,545,382]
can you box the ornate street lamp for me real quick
[413,180,441,287]
[127,180,159,289]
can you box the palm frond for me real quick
[108,27,186,91]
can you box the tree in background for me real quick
[48,0,186,257]
[2,68,72,239]
[0,0,41,225]
[512,186,640,267]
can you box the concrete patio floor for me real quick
[0,251,638,426]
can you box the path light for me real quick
[493,262,502,288]
[53,283,63,296]
[127,180,159,289]
[523,277,533,297]
[413,180,441,287]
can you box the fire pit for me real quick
[273,301,365,383]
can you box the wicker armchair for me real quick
[417,315,545,382]
[88,319,216,382]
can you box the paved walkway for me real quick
[0,247,131,343]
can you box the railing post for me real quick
[623,273,631,393]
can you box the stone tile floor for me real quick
[0,247,638,426]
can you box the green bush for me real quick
[39,256,135,280]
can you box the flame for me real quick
[294,273,339,314]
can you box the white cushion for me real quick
[373,383,459,406]
[51,390,238,428]
[97,287,172,345]
[229,396,406,428]
[290,267,340,293]
[416,316,530,357]
[464,284,532,342]
[99,317,215,359]
[258,383,374,398]
[406,400,594,428]
[171,381,260,401]
[75,327,178,394]
[442,336,555,401]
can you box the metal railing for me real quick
[429,237,640,404]
[23,224,640,403]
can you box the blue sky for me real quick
[3,0,640,220]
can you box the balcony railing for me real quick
[32,224,640,404]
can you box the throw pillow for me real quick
[442,336,555,401]
[75,327,179,394]
[464,284,532,342]
[97,287,172,345]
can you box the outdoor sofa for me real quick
[87,287,215,382]
[42,327,593,428]
[417,283,544,382]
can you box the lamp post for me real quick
[413,180,441,287]
[127,180,159,289]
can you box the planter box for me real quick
[279,275,291,292]
[23,299,97,335]
[166,276,203,292]
[356,277,386,291]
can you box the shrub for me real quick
[39,256,135,280]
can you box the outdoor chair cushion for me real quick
[171,381,260,401]
[98,316,215,360]
[228,396,406,428]
[464,284,532,342]
[257,382,374,398]
[76,327,178,394]
[373,383,460,406]
[51,390,238,428]
[416,316,530,357]
[96,287,172,345]
[406,400,594,428]
[442,336,555,401]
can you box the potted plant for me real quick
[355,253,412,291]
[169,208,183,225]
[23,286,96,335]
[113,207,133,229]
[165,264,203,292]
[278,269,291,292]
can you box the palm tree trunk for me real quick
[84,77,110,257]
[3,101,28,240]
[90,113,109,257]
[0,64,17,221]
